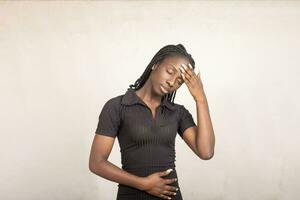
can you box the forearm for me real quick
[90,160,145,190]
[195,92,215,159]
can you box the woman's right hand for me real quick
[141,169,179,199]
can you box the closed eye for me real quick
[167,69,174,74]
[167,67,183,85]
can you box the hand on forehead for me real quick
[162,56,192,73]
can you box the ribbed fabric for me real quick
[95,88,196,200]
[117,167,182,200]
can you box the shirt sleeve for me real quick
[177,105,196,138]
[95,98,121,138]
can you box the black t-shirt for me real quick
[95,87,196,199]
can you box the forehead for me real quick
[160,56,189,68]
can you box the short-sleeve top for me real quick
[95,87,196,172]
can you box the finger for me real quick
[181,63,196,78]
[179,65,186,75]
[164,177,178,184]
[181,73,192,87]
[179,66,192,80]
[180,64,193,80]
[197,70,201,78]
[162,189,177,196]
[182,64,196,76]
[158,193,171,200]
[187,70,198,84]
[160,168,173,177]
[164,185,179,192]
[182,64,200,85]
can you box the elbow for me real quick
[89,159,104,173]
[89,161,97,173]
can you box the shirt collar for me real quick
[121,88,176,111]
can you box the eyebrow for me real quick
[169,64,183,80]
[169,64,179,73]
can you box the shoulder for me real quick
[105,94,124,105]
[168,101,187,112]
[171,102,193,118]
[101,94,125,112]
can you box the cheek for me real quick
[161,69,173,79]
[151,71,164,85]
[155,70,168,81]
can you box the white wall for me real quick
[1,1,299,199]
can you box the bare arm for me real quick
[195,93,215,159]
[181,94,215,160]
[89,134,145,190]
[180,63,215,160]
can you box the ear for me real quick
[152,64,158,70]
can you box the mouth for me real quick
[160,85,170,94]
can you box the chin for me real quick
[155,85,165,96]
[159,85,171,96]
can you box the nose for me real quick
[166,76,177,88]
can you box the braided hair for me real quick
[129,44,195,104]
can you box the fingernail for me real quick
[179,66,184,73]
[188,63,193,69]
[166,168,173,173]
[176,188,179,191]
[181,63,187,69]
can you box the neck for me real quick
[135,79,162,104]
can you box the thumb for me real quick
[197,70,201,78]
[160,168,173,177]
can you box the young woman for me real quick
[89,44,215,200]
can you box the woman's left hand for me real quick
[179,63,206,102]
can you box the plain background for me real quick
[1,1,299,199]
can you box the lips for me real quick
[160,85,170,94]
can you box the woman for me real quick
[89,44,215,200]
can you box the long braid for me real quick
[129,44,195,103]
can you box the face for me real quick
[150,56,191,96]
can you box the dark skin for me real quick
[89,55,215,199]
